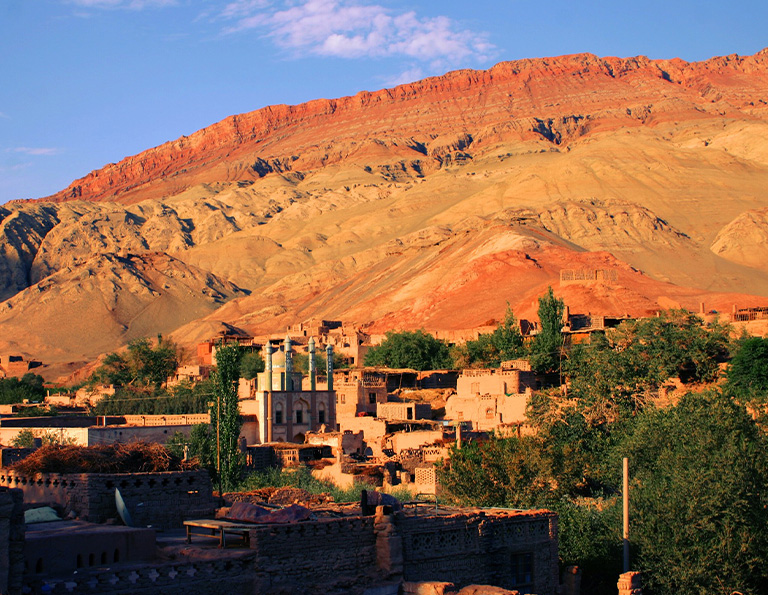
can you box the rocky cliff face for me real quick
[37,50,768,206]
[4,49,768,370]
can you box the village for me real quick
[0,284,766,595]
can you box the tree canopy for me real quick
[364,330,453,370]
[726,336,768,401]
[92,335,179,388]
[240,351,265,380]
[438,311,765,595]
[453,305,526,368]
[0,373,45,405]
[209,343,243,491]
[530,286,565,374]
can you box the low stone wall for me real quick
[25,553,259,595]
[0,470,214,529]
[399,511,558,595]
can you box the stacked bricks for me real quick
[617,571,642,595]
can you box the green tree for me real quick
[437,435,561,508]
[10,429,36,448]
[530,287,565,374]
[209,344,243,491]
[726,336,768,403]
[0,374,46,405]
[293,350,348,375]
[456,305,526,368]
[92,379,213,416]
[562,312,731,426]
[604,392,768,595]
[166,424,216,474]
[240,351,265,380]
[92,335,179,388]
[364,330,453,370]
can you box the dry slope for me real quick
[2,49,768,369]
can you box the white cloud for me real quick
[0,112,9,120]
[8,147,61,156]
[220,0,495,65]
[385,66,424,87]
[69,0,177,9]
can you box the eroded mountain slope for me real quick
[2,49,768,367]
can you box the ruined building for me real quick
[445,360,536,431]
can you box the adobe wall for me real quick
[121,414,210,426]
[0,427,90,447]
[398,511,558,595]
[0,470,214,529]
[87,425,196,446]
[26,553,260,595]
[20,508,559,595]
[27,517,380,595]
[377,402,431,421]
[249,516,379,593]
[388,431,443,455]
[457,369,534,397]
[0,487,24,595]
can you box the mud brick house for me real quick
[9,500,559,595]
[445,360,537,431]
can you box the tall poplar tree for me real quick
[209,344,243,491]
[531,286,565,374]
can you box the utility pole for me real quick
[216,389,221,476]
[623,457,630,573]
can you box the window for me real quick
[486,408,494,419]
[318,406,326,424]
[295,410,303,424]
[369,392,376,404]
[510,552,533,588]
[406,407,413,420]
[275,405,283,424]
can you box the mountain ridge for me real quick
[26,49,768,206]
[3,48,768,375]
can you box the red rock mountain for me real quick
[4,49,768,375]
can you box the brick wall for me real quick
[0,487,24,595]
[398,511,558,595]
[20,508,559,595]
[248,516,379,593]
[0,470,214,529]
[26,553,259,595]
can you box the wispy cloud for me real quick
[385,66,424,87]
[69,0,177,9]
[0,112,9,120]
[220,0,495,66]
[8,147,61,156]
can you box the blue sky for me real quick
[1,0,766,204]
